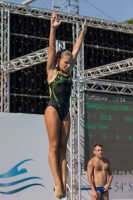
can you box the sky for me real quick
[6,0,133,23]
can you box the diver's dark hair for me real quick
[93,143,103,150]
[58,49,68,59]
[55,49,72,68]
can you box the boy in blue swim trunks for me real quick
[87,143,113,200]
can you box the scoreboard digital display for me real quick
[84,92,133,171]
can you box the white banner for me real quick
[0,113,58,200]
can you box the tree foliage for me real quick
[124,18,133,25]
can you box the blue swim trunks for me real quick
[95,186,105,194]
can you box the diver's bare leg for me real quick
[45,106,63,198]
[59,112,70,198]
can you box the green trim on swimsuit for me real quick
[49,72,72,111]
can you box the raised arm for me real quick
[70,19,87,71]
[46,12,61,75]
[87,160,97,198]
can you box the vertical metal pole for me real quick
[1,71,4,112]
[3,9,10,112]
[79,24,85,200]
[75,21,81,200]
[69,21,81,200]
[1,9,4,65]
[71,22,77,200]
[77,81,81,199]
[7,9,10,112]
[1,9,4,112]
[0,9,10,112]
[68,96,73,200]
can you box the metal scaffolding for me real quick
[52,0,79,14]
[0,9,10,112]
[1,2,133,200]
[3,49,133,80]
[1,2,133,33]
[80,79,133,95]
[3,47,48,73]
[68,21,84,200]
[79,57,133,80]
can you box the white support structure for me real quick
[52,0,79,14]
[3,47,48,73]
[56,40,66,52]
[67,21,85,200]
[79,58,133,80]
[80,79,133,95]
[3,48,133,80]
[1,2,133,34]
[0,9,10,112]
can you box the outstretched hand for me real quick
[82,18,87,35]
[51,12,62,28]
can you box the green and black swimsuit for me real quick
[47,71,72,121]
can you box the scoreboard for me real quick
[84,92,133,171]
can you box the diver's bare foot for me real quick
[61,193,66,199]
[55,182,63,199]
[61,182,66,198]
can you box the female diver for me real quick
[44,12,87,199]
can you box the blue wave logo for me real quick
[0,159,44,195]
